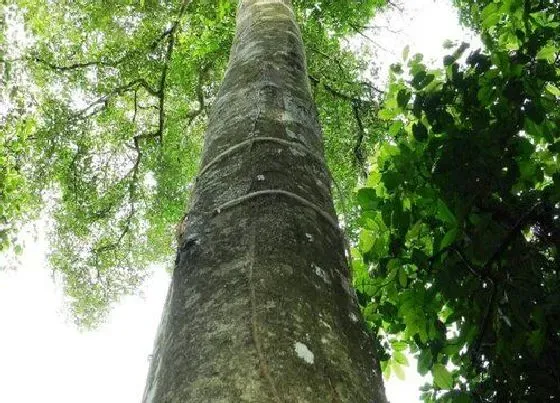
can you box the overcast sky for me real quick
[0,1,480,402]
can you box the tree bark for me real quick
[143,1,387,401]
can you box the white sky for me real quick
[0,1,480,402]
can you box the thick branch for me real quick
[154,0,191,141]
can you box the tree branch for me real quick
[351,99,367,177]
[186,68,207,125]
[154,0,191,142]
[482,202,542,272]
[76,78,159,118]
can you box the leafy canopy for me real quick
[1,0,386,326]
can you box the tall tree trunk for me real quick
[143,1,387,401]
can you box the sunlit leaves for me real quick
[5,0,390,327]
[432,364,453,390]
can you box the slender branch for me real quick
[154,0,191,142]
[91,140,142,255]
[360,80,385,95]
[308,75,357,102]
[307,45,346,74]
[28,12,181,73]
[132,89,138,124]
[348,22,403,35]
[387,0,404,12]
[470,282,498,365]
[458,202,542,365]
[76,78,159,118]
[33,57,122,71]
[482,202,542,272]
[351,100,368,177]
[449,246,492,282]
[352,30,395,54]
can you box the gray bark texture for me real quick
[143,1,387,401]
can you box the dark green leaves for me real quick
[355,2,560,400]
[412,70,435,90]
[397,89,412,109]
[412,122,428,142]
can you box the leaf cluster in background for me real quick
[354,0,559,401]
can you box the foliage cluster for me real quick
[1,0,385,326]
[354,0,559,401]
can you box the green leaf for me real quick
[536,44,557,63]
[432,364,453,389]
[398,267,408,287]
[402,45,410,61]
[391,340,408,351]
[436,199,456,224]
[388,120,404,136]
[397,89,412,109]
[359,229,375,253]
[412,71,435,90]
[545,83,560,97]
[383,361,392,380]
[393,350,409,366]
[357,188,378,210]
[481,3,500,28]
[378,108,397,120]
[391,361,406,380]
[14,244,23,256]
[417,350,433,376]
[413,122,428,142]
[527,330,545,357]
[440,228,457,251]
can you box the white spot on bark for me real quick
[320,319,332,330]
[321,336,328,344]
[294,341,314,364]
[312,263,330,284]
[349,312,359,323]
[257,174,265,181]
[285,128,297,139]
[290,147,305,157]
[292,313,303,323]
[305,233,313,242]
